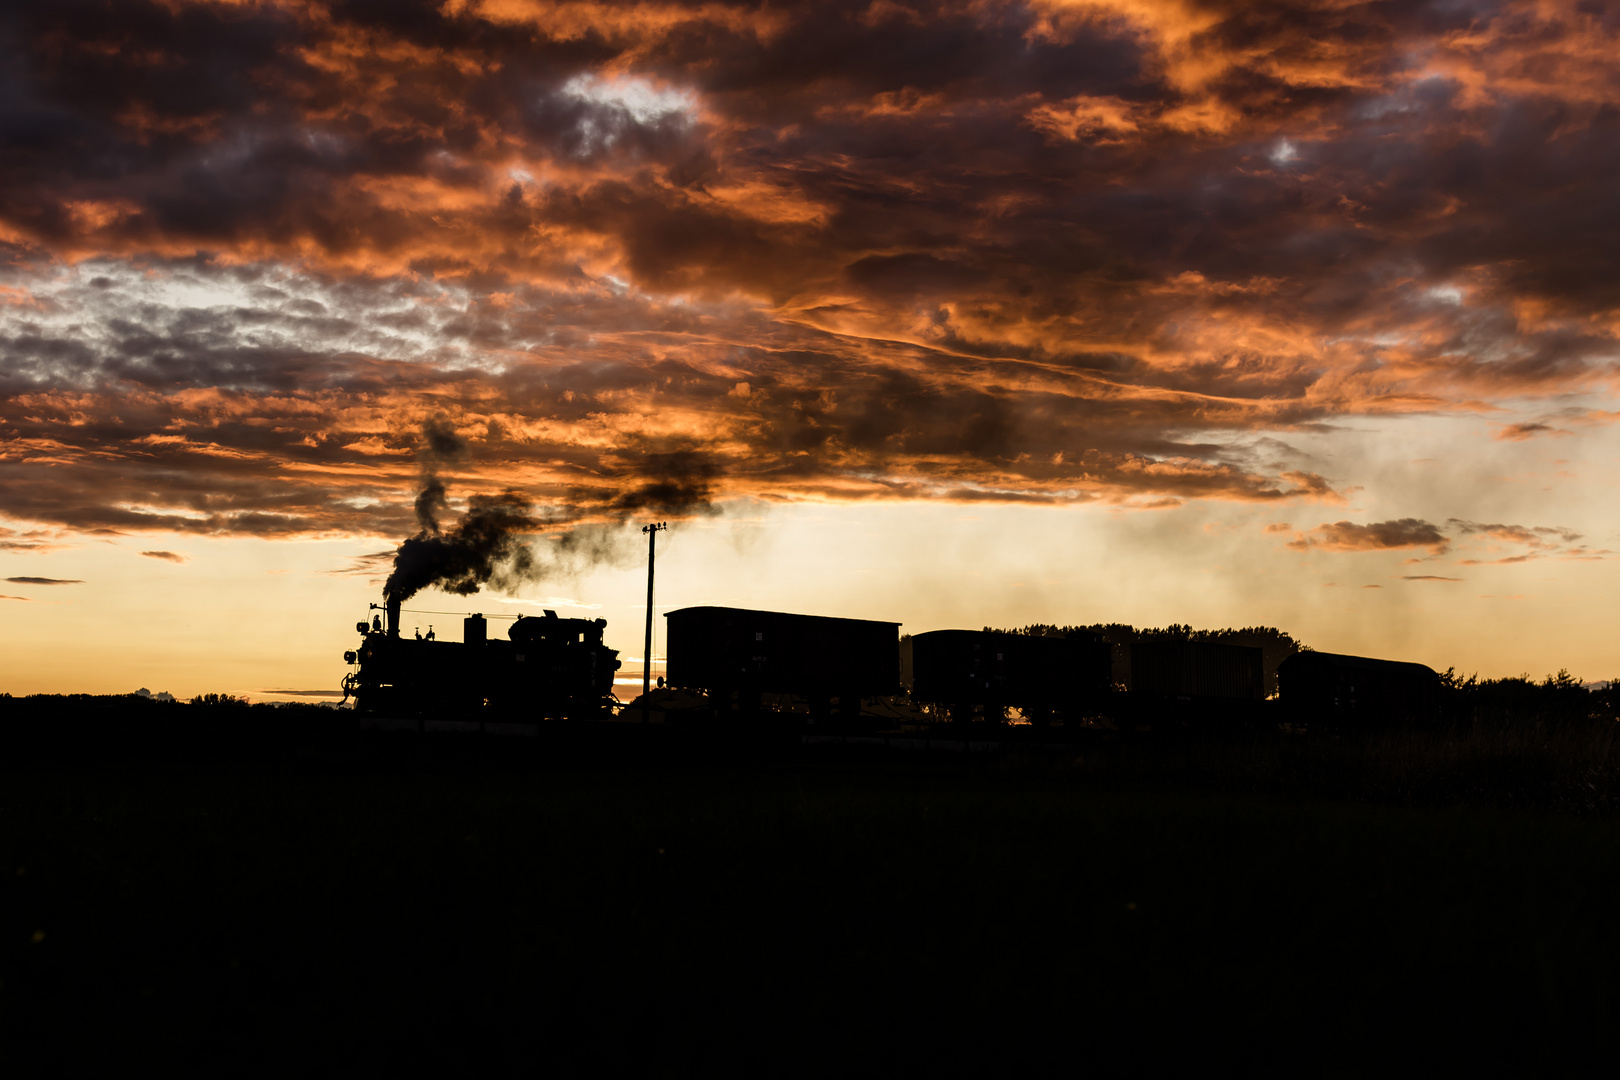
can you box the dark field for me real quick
[7,738,1620,1075]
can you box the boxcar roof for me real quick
[664,605,900,628]
[1280,650,1437,675]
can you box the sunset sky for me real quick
[4,0,1620,699]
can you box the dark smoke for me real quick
[382,419,537,604]
[383,491,538,603]
[420,417,468,462]
[414,478,449,533]
[610,450,721,515]
[383,429,726,605]
[413,417,467,534]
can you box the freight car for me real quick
[342,599,620,720]
[1277,650,1441,727]
[911,629,1113,725]
[663,605,900,721]
[1126,641,1265,723]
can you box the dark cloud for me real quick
[1289,519,1450,555]
[139,550,187,562]
[1403,575,1464,582]
[0,1,1615,535]
[5,576,83,584]
[1281,513,1595,566]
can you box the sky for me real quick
[3,0,1620,699]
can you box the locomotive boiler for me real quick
[342,599,620,720]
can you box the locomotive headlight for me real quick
[344,650,357,664]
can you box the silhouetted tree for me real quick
[996,623,1305,696]
[189,693,248,707]
[1441,669,1605,728]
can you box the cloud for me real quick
[5,576,84,585]
[1289,519,1450,555]
[326,552,396,578]
[1290,516,1590,566]
[1496,422,1569,441]
[140,550,187,563]
[1448,520,1581,547]
[1443,518,1594,564]
[1403,575,1464,582]
[0,1,1616,537]
[0,594,31,601]
[0,526,65,552]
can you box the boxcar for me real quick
[664,606,900,715]
[1129,641,1264,701]
[1277,650,1441,726]
[911,629,1112,723]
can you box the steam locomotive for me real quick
[342,598,620,720]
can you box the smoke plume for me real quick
[382,425,728,605]
[383,420,538,604]
[383,490,538,603]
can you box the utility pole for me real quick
[642,521,667,722]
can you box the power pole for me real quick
[642,521,667,722]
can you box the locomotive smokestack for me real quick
[387,598,401,638]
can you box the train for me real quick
[908,628,1112,725]
[1276,651,1442,726]
[344,599,1439,730]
